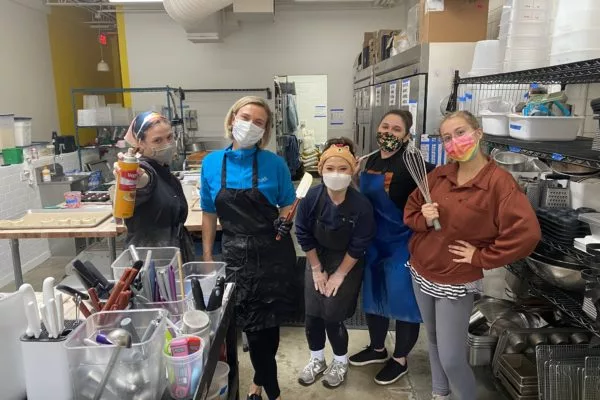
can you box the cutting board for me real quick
[0,209,112,230]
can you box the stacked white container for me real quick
[551,0,600,65]
[499,0,552,72]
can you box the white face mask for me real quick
[232,119,265,148]
[147,142,176,165]
[322,172,352,191]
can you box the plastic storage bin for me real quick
[551,29,600,55]
[504,59,547,72]
[481,112,509,136]
[64,309,168,400]
[112,246,180,281]
[14,117,32,147]
[508,114,583,141]
[164,335,206,400]
[504,46,548,63]
[511,0,550,9]
[500,20,550,36]
[0,114,15,150]
[469,40,502,75]
[508,6,549,22]
[554,9,600,34]
[182,262,227,305]
[207,361,230,400]
[550,49,600,66]
[3,148,24,164]
[500,34,549,50]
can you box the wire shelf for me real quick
[507,262,600,338]
[482,135,600,169]
[541,238,594,265]
[457,58,600,85]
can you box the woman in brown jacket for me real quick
[404,111,541,400]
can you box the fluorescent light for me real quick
[107,0,163,3]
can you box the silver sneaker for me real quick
[298,358,327,386]
[322,360,348,388]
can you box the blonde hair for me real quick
[224,96,273,148]
[441,110,481,131]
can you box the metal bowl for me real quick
[525,257,585,292]
[474,297,514,323]
[550,160,600,176]
[493,151,530,172]
[185,142,206,153]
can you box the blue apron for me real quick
[359,172,422,323]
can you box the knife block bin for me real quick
[64,309,168,400]
[20,320,80,400]
[0,291,27,400]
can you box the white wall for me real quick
[0,0,58,141]
[123,7,406,147]
[286,75,328,144]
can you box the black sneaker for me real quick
[374,359,408,385]
[246,395,262,400]
[348,346,389,366]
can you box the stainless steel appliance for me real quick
[353,43,476,158]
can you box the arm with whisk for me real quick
[402,145,442,231]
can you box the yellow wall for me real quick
[47,7,122,145]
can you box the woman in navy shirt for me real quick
[295,138,375,389]
[201,96,297,400]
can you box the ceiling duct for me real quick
[233,0,274,22]
[163,0,233,31]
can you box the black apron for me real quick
[215,150,298,332]
[125,158,195,263]
[305,187,364,322]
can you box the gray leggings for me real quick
[412,280,476,399]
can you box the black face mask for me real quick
[377,131,406,152]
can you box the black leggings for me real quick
[366,313,420,358]
[246,326,281,400]
[305,315,349,356]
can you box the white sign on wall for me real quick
[314,105,327,118]
[329,108,344,127]
[389,82,397,106]
[401,79,410,106]
[375,86,382,107]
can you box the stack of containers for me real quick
[499,0,552,72]
[551,0,600,65]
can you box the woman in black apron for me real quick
[117,111,195,262]
[200,97,298,400]
[294,138,375,389]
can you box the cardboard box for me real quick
[419,0,489,43]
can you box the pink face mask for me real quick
[444,132,479,162]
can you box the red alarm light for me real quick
[98,33,107,46]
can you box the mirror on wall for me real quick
[274,74,328,175]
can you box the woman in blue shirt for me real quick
[201,96,297,400]
[295,138,376,389]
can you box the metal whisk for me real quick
[403,143,442,231]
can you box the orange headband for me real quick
[318,144,357,174]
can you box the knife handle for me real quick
[88,288,101,312]
[276,198,300,241]
[103,280,125,312]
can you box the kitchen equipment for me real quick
[508,114,584,141]
[207,361,230,400]
[185,142,206,153]
[541,175,571,209]
[13,117,32,147]
[0,114,16,150]
[508,332,528,353]
[498,354,538,396]
[0,291,27,400]
[517,177,541,208]
[493,151,529,172]
[404,143,441,230]
[579,213,600,240]
[276,172,313,240]
[505,268,532,299]
[469,40,502,76]
[571,177,600,211]
[551,161,599,176]
[93,329,133,400]
[570,332,590,345]
[525,257,585,292]
[65,309,167,400]
[3,147,23,165]
[113,148,139,219]
[469,309,486,330]
[481,111,509,136]
[474,297,514,323]
[548,332,570,345]
[164,335,205,399]
[0,208,112,230]
[489,311,530,337]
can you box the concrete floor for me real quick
[2,253,509,400]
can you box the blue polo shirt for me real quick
[200,146,296,213]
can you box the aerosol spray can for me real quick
[113,148,139,219]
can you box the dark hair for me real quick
[323,136,357,156]
[379,109,413,133]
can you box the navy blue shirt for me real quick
[201,146,296,213]
[295,184,376,259]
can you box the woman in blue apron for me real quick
[294,138,376,389]
[349,110,435,385]
[200,97,298,400]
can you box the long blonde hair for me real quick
[224,96,273,148]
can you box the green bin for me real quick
[3,148,24,165]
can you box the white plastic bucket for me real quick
[481,112,509,137]
[14,117,32,147]
[207,361,230,400]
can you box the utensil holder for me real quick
[0,291,27,400]
[20,320,81,400]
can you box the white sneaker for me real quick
[432,394,450,400]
